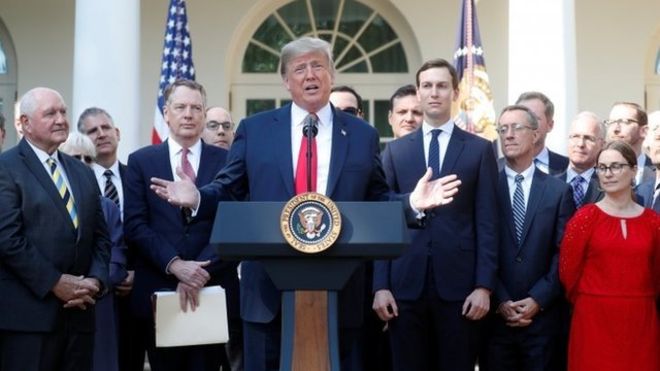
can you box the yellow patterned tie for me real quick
[47,158,79,229]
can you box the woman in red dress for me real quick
[559,140,659,371]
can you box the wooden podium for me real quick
[210,201,408,371]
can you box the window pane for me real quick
[371,43,407,73]
[338,1,371,37]
[278,0,311,37]
[247,99,276,116]
[311,0,339,32]
[242,43,279,73]
[337,45,366,71]
[253,15,292,51]
[0,40,7,74]
[343,61,368,73]
[362,99,370,123]
[280,99,292,107]
[373,100,393,138]
[358,15,397,53]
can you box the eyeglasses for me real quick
[72,154,94,164]
[603,119,639,127]
[206,121,233,131]
[496,123,534,136]
[595,163,631,175]
[568,134,597,144]
[340,107,360,116]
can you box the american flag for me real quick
[452,0,497,141]
[152,0,196,144]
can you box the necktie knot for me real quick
[430,129,441,139]
[103,169,114,179]
[515,174,524,184]
[571,175,584,186]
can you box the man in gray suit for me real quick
[0,87,110,371]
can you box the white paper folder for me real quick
[153,285,229,347]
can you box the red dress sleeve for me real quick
[559,204,599,303]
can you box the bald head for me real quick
[567,111,605,173]
[202,106,234,150]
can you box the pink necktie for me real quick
[181,148,196,183]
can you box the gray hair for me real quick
[20,87,64,118]
[279,37,335,78]
[572,111,605,139]
[499,104,539,129]
[77,107,114,133]
[59,131,96,158]
[516,91,554,121]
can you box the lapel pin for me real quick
[341,129,347,136]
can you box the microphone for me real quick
[302,120,318,137]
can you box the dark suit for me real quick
[0,138,110,371]
[487,168,574,371]
[639,155,656,185]
[498,149,568,176]
[636,178,659,210]
[374,127,499,371]
[124,140,238,371]
[195,104,394,371]
[556,170,603,207]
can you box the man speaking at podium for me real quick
[151,37,460,371]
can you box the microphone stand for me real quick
[303,116,318,193]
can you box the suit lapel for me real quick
[196,142,217,186]
[409,129,427,180]
[440,127,465,176]
[156,141,174,181]
[18,141,76,230]
[518,169,545,251]
[273,106,295,197]
[326,108,349,197]
[498,170,517,243]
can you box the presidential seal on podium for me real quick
[280,192,342,254]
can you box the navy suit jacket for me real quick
[0,139,110,332]
[374,127,499,301]
[556,170,603,206]
[493,168,574,335]
[124,140,239,319]
[196,104,393,327]
[636,179,658,209]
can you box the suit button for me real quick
[515,257,522,263]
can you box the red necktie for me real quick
[295,113,318,194]
[181,147,197,183]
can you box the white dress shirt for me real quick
[92,160,125,217]
[26,139,74,192]
[167,138,202,181]
[290,102,332,195]
[421,120,454,171]
[505,163,536,209]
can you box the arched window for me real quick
[0,17,18,148]
[231,0,421,141]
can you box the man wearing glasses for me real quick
[636,110,660,212]
[605,102,654,185]
[202,106,235,150]
[486,104,574,371]
[329,85,363,118]
[559,111,606,209]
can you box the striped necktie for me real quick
[47,158,79,229]
[512,174,526,245]
[103,169,120,208]
[570,175,586,209]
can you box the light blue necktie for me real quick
[512,174,525,245]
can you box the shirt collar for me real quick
[566,166,595,183]
[92,160,120,179]
[535,147,550,167]
[422,120,454,136]
[292,102,332,128]
[504,162,536,181]
[26,138,60,164]
[167,138,202,158]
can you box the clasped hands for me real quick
[150,166,462,212]
[169,259,211,312]
[498,297,540,327]
[52,274,101,310]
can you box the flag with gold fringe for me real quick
[452,0,497,141]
